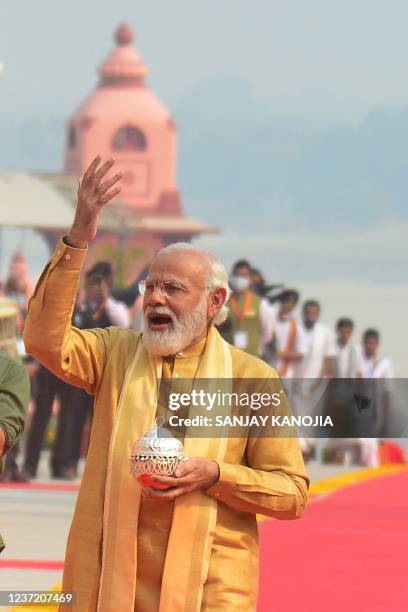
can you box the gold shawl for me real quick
[96,325,232,611]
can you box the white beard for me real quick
[143,294,208,356]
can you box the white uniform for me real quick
[335,340,359,378]
[355,351,394,446]
[358,353,394,381]
[274,317,307,378]
[259,299,276,355]
[297,322,336,378]
[294,322,336,454]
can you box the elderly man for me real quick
[24,157,308,612]
[0,352,30,551]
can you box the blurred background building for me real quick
[0,23,215,284]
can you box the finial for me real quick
[115,23,134,46]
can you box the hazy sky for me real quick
[2,1,408,126]
[1,1,408,370]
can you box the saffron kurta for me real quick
[23,238,309,612]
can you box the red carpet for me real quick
[258,470,408,611]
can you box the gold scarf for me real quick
[97,325,232,611]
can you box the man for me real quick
[325,318,360,461]
[295,300,336,460]
[273,290,306,378]
[79,261,130,329]
[0,352,30,551]
[334,317,359,378]
[298,300,336,379]
[356,328,393,437]
[219,259,275,358]
[22,362,76,479]
[24,157,308,611]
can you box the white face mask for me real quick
[230,275,250,292]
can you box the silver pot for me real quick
[130,418,187,478]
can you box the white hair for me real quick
[155,242,230,325]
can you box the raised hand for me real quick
[67,156,123,248]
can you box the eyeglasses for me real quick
[139,280,210,297]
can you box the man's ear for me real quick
[208,287,227,318]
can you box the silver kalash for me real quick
[130,417,187,478]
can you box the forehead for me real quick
[148,251,209,283]
[234,266,251,276]
[305,304,319,312]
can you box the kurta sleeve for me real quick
[206,374,309,520]
[206,438,308,519]
[23,237,110,395]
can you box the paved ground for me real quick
[0,452,361,600]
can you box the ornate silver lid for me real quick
[131,417,185,459]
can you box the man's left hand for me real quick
[143,457,220,501]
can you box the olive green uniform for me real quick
[0,353,30,552]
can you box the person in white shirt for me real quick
[298,300,336,379]
[334,317,359,378]
[326,318,361,462]
[273,290,306,378]
[356,328,393,440]
[295,300,336,460]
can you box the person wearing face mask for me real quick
[221,260,275,358]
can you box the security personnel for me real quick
[0,352,30,552]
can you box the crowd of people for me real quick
[0,251,404,482]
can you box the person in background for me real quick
[250,268,265,296]
[111,265,152,333]
[357,328,393,437]
[325,318,361,463]
[250,268,284,303]
[22,364,73,479]
[295,300,336,462]
[298,300,336,379]
[7,252,34,298]
[273,290,306,378]
[4,277,29,336]
[219,259,275,358]
[79,262,130,329]
[111,265,151,308]
[334,317,359,378]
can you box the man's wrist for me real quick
[206,460,220,488]
[65,233,88,250]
